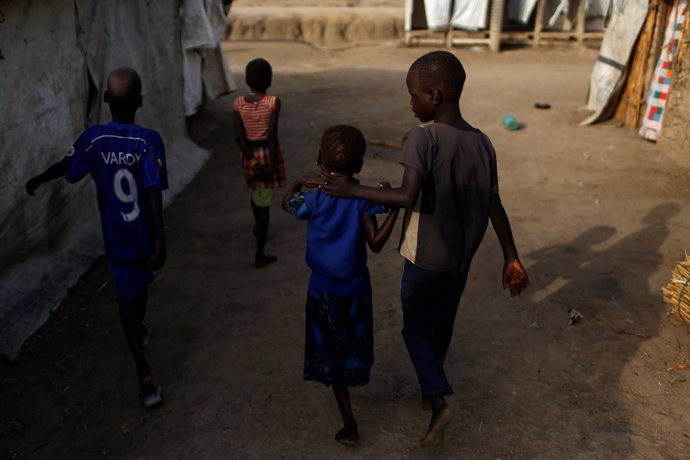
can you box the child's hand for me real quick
[149,236,167,271]
[247,158,266,176]
[300,174,323,189]
[377,181,399,211]
[252,164,275,181]
[25,177,41,195]
[502,259,529,297]
[319,172,355,197]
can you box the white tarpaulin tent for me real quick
[507,0,611,25]
[182,0,237,116]
[0,0,234,360]
[404,0,609,49]
[581,0,649,125]
[406,0,611,31]
[407,0,491,31]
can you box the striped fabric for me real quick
[233,95,277,141]
[233,94,287,189]
[639,0,687,141]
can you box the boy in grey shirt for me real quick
[321,50,529,445]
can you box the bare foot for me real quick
[335,426,359,446]
[420,406,452,447]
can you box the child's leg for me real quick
[110,260,161,406]
[118,289,152,382]
[255,204,270,255]
[418,272,466,445]
[250,189,277,267]
[250,198,259,235]
[332,384,359,445]
[436,272,468,364]
[135,288,148,333]
[400,262,454,397]
[253,202,277,267]
[305,284,368,446]
[400,261,465,445]
[420,393,452,447]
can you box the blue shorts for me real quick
[108,259,154,304]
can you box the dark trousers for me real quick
[400,260,467,397]
[118,289,151,380]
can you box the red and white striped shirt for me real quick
[233,95,277,141]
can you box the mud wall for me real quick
[227,7,404,46]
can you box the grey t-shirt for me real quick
[399,122,499,272]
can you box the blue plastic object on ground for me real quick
[502,114,518,130]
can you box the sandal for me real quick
[140,374,163,407]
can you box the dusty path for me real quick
[2,41,690,459]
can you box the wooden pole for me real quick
[445,0,454,49]
[614,0,661,130]
[404,0,413,45]
[646,0,672,91]
[489,0,505,52]
[534,0,546,47]
[576,0,586,45]
[677,7,690,63]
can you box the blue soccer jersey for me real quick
[61,122,169,261]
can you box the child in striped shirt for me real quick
[233,58,287,268]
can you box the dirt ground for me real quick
[2,40,690,459]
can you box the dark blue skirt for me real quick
[304,272,374,387]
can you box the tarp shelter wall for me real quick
[406,0,433,30]
[593,0,688,156]
[0,0,220,360]
[405,0,490,32]
[404,0,611,49]
[506,0,611,27]
[182,0,237,116]
[403,0,499,49]
[581,0,649,125]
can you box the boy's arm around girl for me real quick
[281,174,400,254]
[320,165,529,297]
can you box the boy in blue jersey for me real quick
[26,67,167,407]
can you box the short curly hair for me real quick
[245,58,272,93]
[320,125,366,176]
[410,50,466,99]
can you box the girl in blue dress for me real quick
[282,125,399,445]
